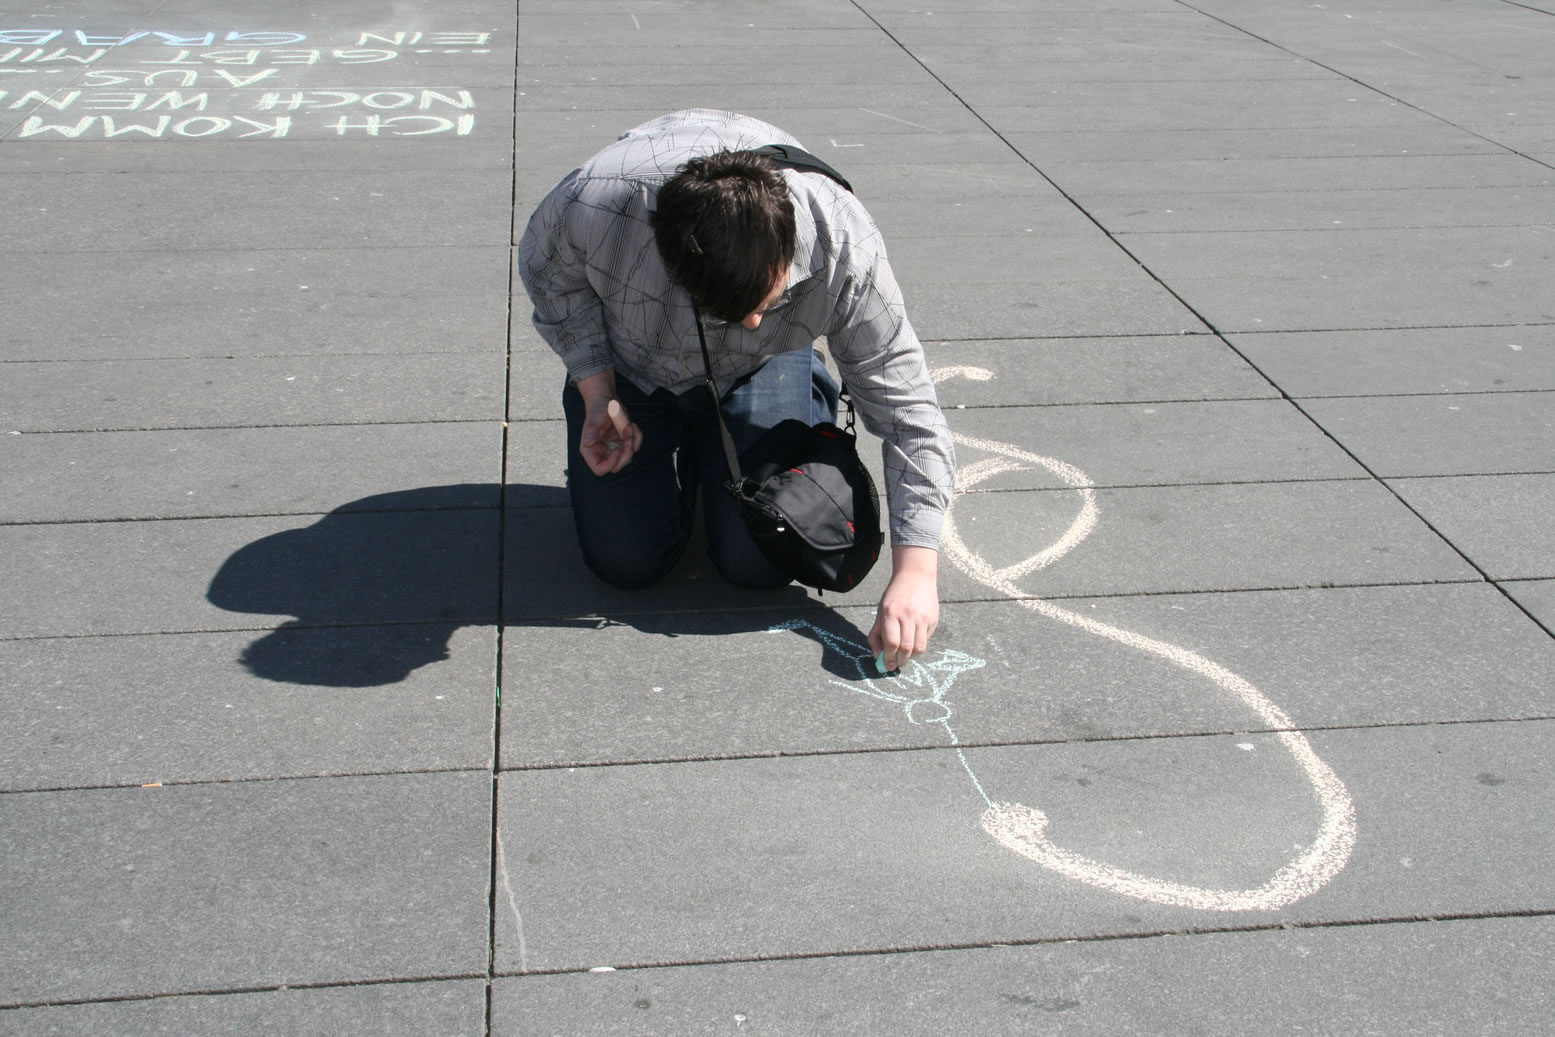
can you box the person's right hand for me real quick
[577,388,641,476]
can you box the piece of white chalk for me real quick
[606,399,629,436]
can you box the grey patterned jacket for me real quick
[517,109,955,550]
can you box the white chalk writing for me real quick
[0,28,496,141]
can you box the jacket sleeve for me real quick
[516,172,617,383]
[825,245,956,551]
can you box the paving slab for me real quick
[519,86,974,122]
[0,422,498,522]
[945,398,1367,488]
[520,58,927,89]
[2,507,500,638]
[1117,227,1555,333]
[925,336,1276,408]
[1041,153,1554,197]
[500,584,1555,769]
[1086,185,1553,234]
[2,246,509,361]
[1,979,487,1037]
[1000,124,1502,163]
[501,421,568,500]
[1,169,512,251]
[512,41,921,75]
[491,915,1555,1036]
[1300,391,1555,477]
[927,55,1333,94]
[494,721,1555,972]
[937,478,1478,600]
[876,16,1262,55]
[899,278,1210,341]
[1226,326,1555,397]
[520,13,876,41]
[862,195,1103,242]
[0,354,505,431]
[890,234,1177,286]
[1,771,490,1006]
[1387,474,1555,581]
[1,624,494,792]
[825,160,1062,202]
[975,92,1440,136]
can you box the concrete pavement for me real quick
[3,0,1553,1032]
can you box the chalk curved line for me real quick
[940,430,1357,912]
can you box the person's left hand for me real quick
[868,545,940,672]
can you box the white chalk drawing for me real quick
[772,364,1356,911]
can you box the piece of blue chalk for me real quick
[875,650,889,675]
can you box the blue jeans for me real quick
[563,348,840,589]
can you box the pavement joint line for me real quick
[0,504,503,527]
[9,909,1554,1009]
[954,476,1380,493]
[1,765,494,798]
[485,909,1555,979]
[2,242,516,255]
[1113,222,1555,236]
[487,15,524,1029]
[1278,390,1555,403]
[928,394,1293,409]
[3,419,496,436]
[0,577,1497,647]
[1063,185,1555,198]
[0,617,497,644]
[10,713,1554,797]
[1503,0,1555,15]
[0,971,489,1014]
[1384,469,1555,482]
[4,473,1431,528]
[506,577,1496,623]
[1386,469,1555,481]
[1204,320,1555,335]
[0,350,502,364]
[496,714,1555,776]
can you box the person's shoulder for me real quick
[787,170,883,248]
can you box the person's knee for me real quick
[575,525,683,589]
[708,537,790,590]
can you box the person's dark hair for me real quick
[651,150,796,323]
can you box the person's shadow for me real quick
[206,483,876,688]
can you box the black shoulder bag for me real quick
[695,315,881,593]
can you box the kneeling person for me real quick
[517,108,954,669]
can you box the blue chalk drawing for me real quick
[767,619,993,805]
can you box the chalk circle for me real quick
[906,699,953,726]
[933,368,1356,911]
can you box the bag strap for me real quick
[694,309,747,491]
[754,144,853,193]
[691,143,858,489]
